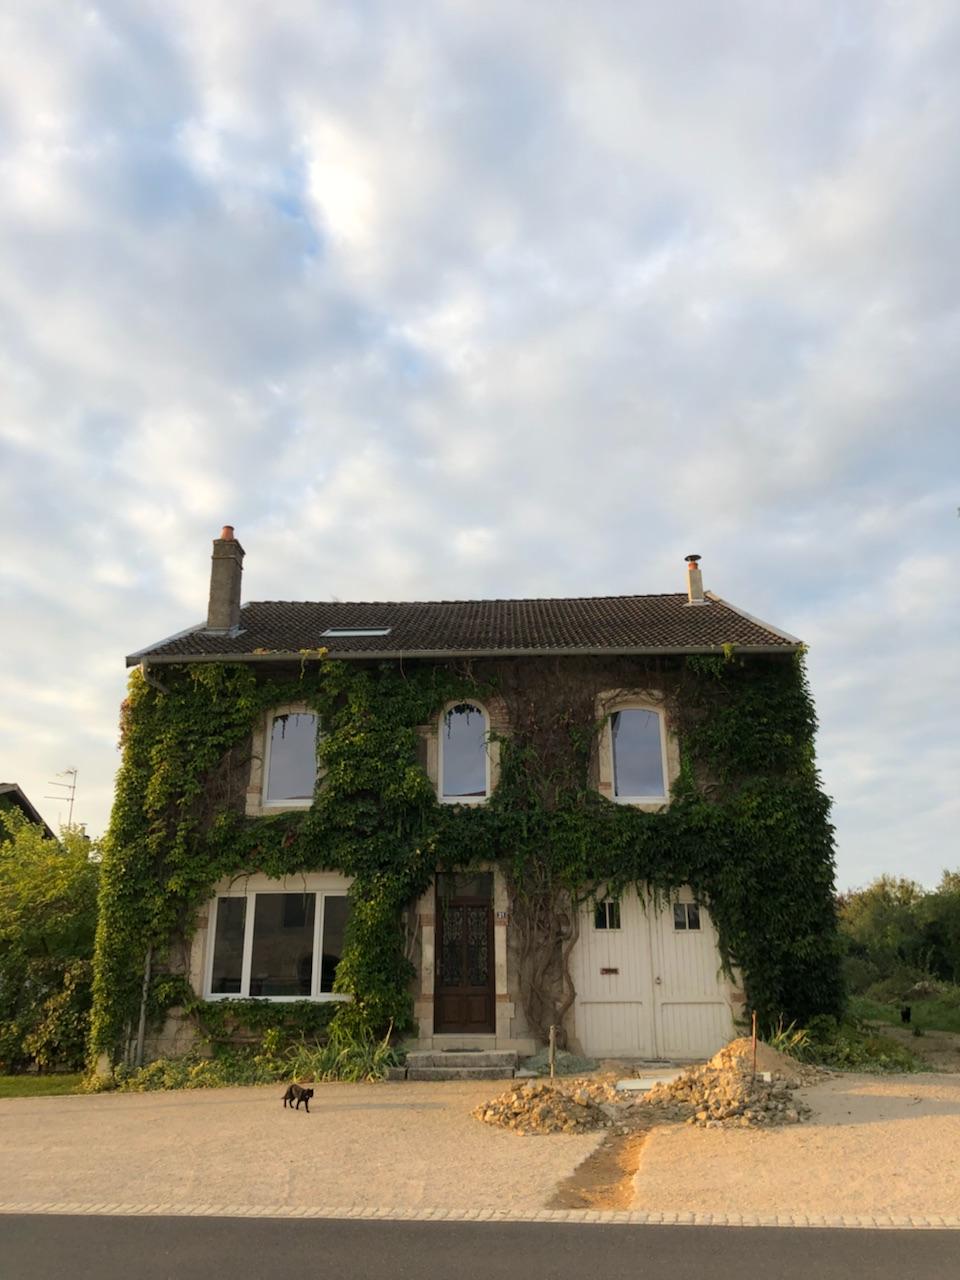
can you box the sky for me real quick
[0,1,957,890]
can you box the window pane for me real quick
[265,712,318,804]
[612,709,665,797]
[673,902,687,931]
[594,903,607,930]
[608,901,621,930]
[249,894,315,997]
[319,896,350,993]
[436,872,493,901]
[211,897,246,994]
[686,903,701,931]
[441,705,487,798]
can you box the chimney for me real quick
[684,553,706,605]
[206,525,245,631]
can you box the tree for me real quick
[0,810,99,1071]
[837,876,929,988]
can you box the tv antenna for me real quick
[45,767,78,826]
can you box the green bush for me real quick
[112,1022,400,1092]
[791,1013,921,1073]
[0,812,99,1072]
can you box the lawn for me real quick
[0,1074,84,1099]
[850,994,960,1035]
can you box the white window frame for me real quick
[261,706,321,811]
[204,873,353,1003]
[672,901,702,932]
[438,700,492,805]
[593,899,621,931]
[605,703,670,806]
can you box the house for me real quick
[0,783,57,841]
[90,527,842,1070]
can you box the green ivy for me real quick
[89,651,843,1070]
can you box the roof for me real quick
[0,783,57,840]
[128,591,801,666]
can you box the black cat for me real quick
[282,1083,315,1112]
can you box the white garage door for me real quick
[570,887,735,1059]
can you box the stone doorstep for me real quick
[406,1050,518,1070]
[405,1066,516,1081]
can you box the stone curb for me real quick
[0,1202,958,1229]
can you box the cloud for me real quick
[0,0,957,886]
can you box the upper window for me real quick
[610,708,666,801]
[440,703,489,802]
[264,711,319,807]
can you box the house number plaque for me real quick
[600,967,619,975]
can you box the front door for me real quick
[434,872,495,1034]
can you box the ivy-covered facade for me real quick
[89,530,844,1074]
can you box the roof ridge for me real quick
[243,593,691,607]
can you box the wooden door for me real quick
[569,887,658,1057]
[434,880,495,1034]
[651,893,735,1058]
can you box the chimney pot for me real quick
[207,526,245,631]
[684,553,706,605]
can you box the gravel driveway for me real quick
[0,1081,603,1214]
[633,1071,960,1220]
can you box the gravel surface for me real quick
[0,1081,603,1212]
[633,1072,960,1218]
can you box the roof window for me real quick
[320,627,392,638]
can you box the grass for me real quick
[850,993,960,1035]
[0,1074,84,1098]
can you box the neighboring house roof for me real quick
[0,783,57,840]
[128,591,800,666]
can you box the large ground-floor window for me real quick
[205,876,352,1001]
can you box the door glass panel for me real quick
[437,871,493,901]
[466,906,490,986]
[320,896,350,993]
[249,893,315,996]
[439,904,464,986]
[211,897,246,994]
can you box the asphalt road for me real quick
[1,1215,957,1280]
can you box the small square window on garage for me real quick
[673,902,701,931]
[594,900,621,930]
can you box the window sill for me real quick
[203,993,352,1003]
[439,795,490,806]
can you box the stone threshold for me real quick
[1,1202,958,1229]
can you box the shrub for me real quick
[0,813,99,1072]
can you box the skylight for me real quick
[321,627,392,638]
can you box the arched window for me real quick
[264,710,319,807]
[439,703,489,802]
[610,707,666,802]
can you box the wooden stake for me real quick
[549,1024,557,1080]
[751,1009,758,1081]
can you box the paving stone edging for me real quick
[0,1201,957,1229]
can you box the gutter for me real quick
[127,642,800,668]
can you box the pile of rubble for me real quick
[642,1038,817,1129]
[474,1037,819,1136]
[472,1079,627,1135]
